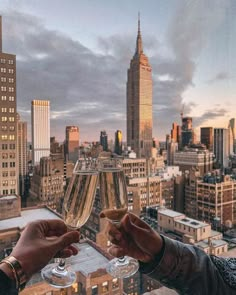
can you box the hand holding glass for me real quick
[41,158,98,288]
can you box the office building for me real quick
[174,147,214,176]
[214,128,229,169]
[17,114,28,198]
[0,16,18,195]
[31,100,50,166]
[100,130,108,151]
[200,127,213,151]
[228,118,236,154]
[114,129,122,155]
[65,126,79,162]
[171,122,181,144]
[181,117,194,148]
[127,16,153,158]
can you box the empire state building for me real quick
[126,17,153,158]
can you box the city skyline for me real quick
[0,0,235,142]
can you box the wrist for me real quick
[0,262,15,281]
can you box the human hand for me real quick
[11,219,80,280]
[106,213,163,263]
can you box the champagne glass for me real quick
[99,156,139,278]
[41,158,98,288]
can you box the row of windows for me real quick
[1,108,15,113]
[2,153,16,159]
[1,135,15,141]
[0,59,14,64]
[1,116,15,122]
[2,180,16,186]
[1,77,14,83]
[1,95,15,101]
[1,144,16,150]
[1,86,15,92]
[2,189,16,195]
[1,126,15,131]
[1,67,14,73]
[2,162,16,168]
[2,171,16,177]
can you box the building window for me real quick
[9,126,15,131]
[1,96,7,101]
[1,86,7,91]
[91,285,98,295]
[9,96,15,101]
[9,153,15,159]
[8,60,14,65]
[2,172,8,177]
[112,278,119,289]
[10,171,15,177]
[10,189,16,194]
[1,67,6,73]
[8,78,14,83]
[9,87,14,92]
[2,180,8,187]
[1,108,7,113]
[9,108,14,113]
[102,281,108,293]
[3,190,8,194]
[2,144,8,150]
[10,162,15,168]
[2,153,8,159]
[1,117,7,122]
[8,69,14,74]
[1,135,8,140]
[9,144,15,149]
[1,58,6,63]
[9,117,15,122]
[1,77,6,82]
[2,162,8,168]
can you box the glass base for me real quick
[106,256,139,278]
[41,263,76,288]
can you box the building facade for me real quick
[65,126,79,163]
[0,16,18,196]
[100,130,108,152]
[200,127,213,151]
[31,100,50,166]
[214,128,229,169]
[17,114,28,198]
[114,130,122,155]
[127,17,153,158]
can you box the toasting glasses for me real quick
[99,156,139,278]
[41,158,98,288]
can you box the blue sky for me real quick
[0,0,235,142]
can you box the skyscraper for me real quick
[127,16,153,158]
[228,118,236,154]
[114,130,122,155]
[214,128,229,169]
[181,117,194,148]
[0,16,18,195]
[100,130,108,152]
[200,127,213,151]
[31,100,50,166]
[65,126,79,162]
[17,114,28,198]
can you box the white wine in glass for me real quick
[99,156,139,278]
[41,158,98,288]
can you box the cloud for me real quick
[207,71,230,84]
[1,1,231,143]
[193,108,229,127]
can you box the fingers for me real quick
[56,231,80,250]
[126,213,151,230]
[108,245,126,257]
[56,245,79,258]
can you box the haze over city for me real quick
[0,0,235,142]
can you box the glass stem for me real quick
[118,256,126,263]
[56,258,66,272]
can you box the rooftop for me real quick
[176,217,208,229]
[0,207,61,230]
[158,209,185,218]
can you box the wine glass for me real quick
[99,155,139,278]
[41,158,98,288]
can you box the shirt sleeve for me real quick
[0,269,18,295]
[139,235,236,295]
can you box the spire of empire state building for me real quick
[135,12,143,55]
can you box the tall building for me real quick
[200,127,213,151]
[65,126,79,162]
[31,100,50,166]
[114,130,122,155]
[100,130,108,151]
[127,16,153,158]
[214,128,229,169]
[17,114,28,198]
[228,118,236,154]
[171,122,181,144]
[0,16,18,195]
[181,117,194,148]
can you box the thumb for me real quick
[53,231,80,252]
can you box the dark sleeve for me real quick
[139,235,236,295]
[0,270,18,295]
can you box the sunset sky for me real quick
[0,0,235,142]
